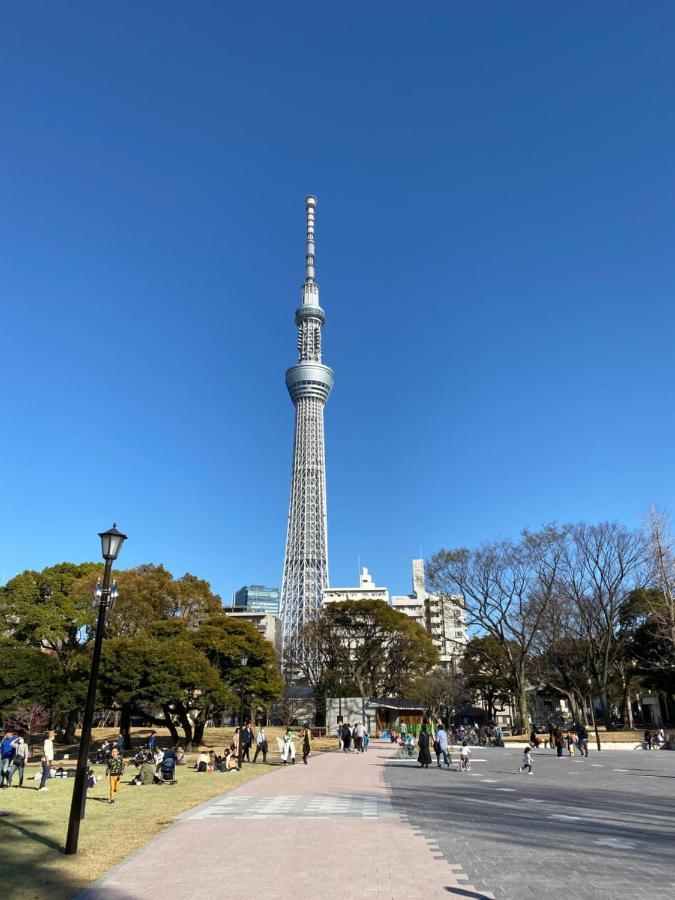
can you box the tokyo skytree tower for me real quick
[279,195,334,661]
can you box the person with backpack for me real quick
[8,736,28,787]
[434,724,450,768]
[1,729,19,788]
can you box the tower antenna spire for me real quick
[305,195,317,283]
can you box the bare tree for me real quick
[642,506,675,656]
[560,522,648,729]
[427,525,568,734]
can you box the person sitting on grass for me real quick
[131,761,157,785]
[153,747,164,772]
[197,751,208,773]
[225,745,238,771]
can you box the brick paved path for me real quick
[83,743,495,899]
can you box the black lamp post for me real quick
[588,677,601,753]
[236,653,249,770]
[65,525,127,856]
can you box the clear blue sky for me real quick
[1,2,674,600]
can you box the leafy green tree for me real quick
[99,617,282,747]
[0,562,99,654]
[67,564,224,638]
[0,564,101,738]
[0,641,60,717]
[302,600,438,703]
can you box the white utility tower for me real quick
[279,196,334,663]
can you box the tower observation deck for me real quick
[279,196,334,664]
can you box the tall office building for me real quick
[232,585,280,616]
[279,196,334,661]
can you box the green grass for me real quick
[0,761,275,899]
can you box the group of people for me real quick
[1,728,54,791]
[533,723,591,758]
[643,728,666,749]
[409,719,472,771]
[337,721,369,753]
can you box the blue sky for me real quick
[1,2,674,600]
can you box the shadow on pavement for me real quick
[445,889,494,899]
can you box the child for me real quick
[459,741,471,771]
[519,746,533,774]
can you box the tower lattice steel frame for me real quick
[279,195,334,662]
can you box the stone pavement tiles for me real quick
[384,745,675,899]
[82,743,495,899]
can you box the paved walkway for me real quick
[84,742,495,899]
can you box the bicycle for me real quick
[396,744,416,760]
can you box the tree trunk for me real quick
[625,685,634,729]
[64,708,79,744]
[518,678,529,736]
[600,689,612,731]
[119,704,132,750]
[174,704,194,746]
[161,705,180,744]
[192,709,208,748]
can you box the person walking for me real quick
[1,729,19,788]
[281,728,296,765]
[336,721,343,751]
[435,724,450,768]
[548,722,555,750]
[38,731,55,791]
[148,731,157,752]
[576,723,589,758]
[241,723,254,763]
[342,724,352,752]
[555,730,564,759]
[644,729,652,750]
[302,726,312,764]
[253,726,268,763]
[233,727,240,760]
[106,746,125,803]
[418,724,432,769]
[363,731,369,752]
[354,722,364,753]
[518,746,533,775]
[8,737,29,787]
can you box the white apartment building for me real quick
[322,559,467,669]
[323,567,390,605]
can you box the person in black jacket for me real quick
[418,726,432,769]
[576,723,589,757]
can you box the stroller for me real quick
[95,742,112,764]
[133,748,154,767]
[160,749,177,784]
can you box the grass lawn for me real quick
[0,760,275,899]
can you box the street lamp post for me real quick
[236,654,249,770]
[65,525,127,856]
[588,677,601,753]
